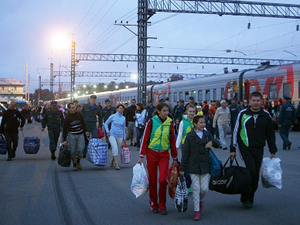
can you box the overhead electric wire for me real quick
[78,0,119,44]
[74,0,98,33]
[108,34,136,54]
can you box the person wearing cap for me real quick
[42,101,64,160]
[278,95,295,150]
[213,100,230,150]
[184,96,196,112]
[0,101,25,161]
[81,95,102,156]
[173,99,185,121]
[145,99,156,122]
[102,99,116,148]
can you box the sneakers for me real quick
[200,201,204,213]
[73,164,78,171]
[160,209,167,215]
[188,188,193,194]
[7,157,12,161]
[193,211,201,221]
[242,200,253,208]
[77,161,82,170]
[151,208,159,214]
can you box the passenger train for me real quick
[53,62,300,107]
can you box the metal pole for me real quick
[71,41,76,102]
[50,63,54,100]
[28,74,30,102]
[38,75,41,104]
[25,63,27,101]
[58,53,61,98]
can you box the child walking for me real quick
[138,103,178,215]
[180,115,219,221]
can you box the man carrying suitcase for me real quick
[42,101,64,160]
[0,101,25,161]
[230,92,277,208]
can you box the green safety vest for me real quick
[181,116,193,144]
[148,115,172,150]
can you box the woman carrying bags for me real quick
[176,104,196,193]
[104,104,126,170]
[137,103,178,215]
[180,115,220,221]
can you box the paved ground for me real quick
[0,122,299,225]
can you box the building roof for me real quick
[0,78,24,86]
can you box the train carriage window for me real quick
[205,89,210,101]
[213,89,216,100]
[221,88,224,100]
[191,90,196,99]
[179,92,183,100]
[283,83,292,99]
[185,91,189,102]
[269,84,277,99]
[198,90,203,102]
[173,92,177,102]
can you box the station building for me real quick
[0,78,25,103]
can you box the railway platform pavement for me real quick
[0,122,299,225]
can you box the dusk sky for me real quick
[0,0,299,93]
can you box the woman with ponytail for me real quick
[137,103,178,215]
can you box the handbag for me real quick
[168,161,180,199]
[0,135,7,155]
[87,138,108,166]
[209,157,252,194]
[137,124,145,130]
[121,143,131,164]
[209,149,222,177]
[174,174,188,213]
[58,143,71,167]
[97,128,105,138]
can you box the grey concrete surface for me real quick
[0,122,299,225]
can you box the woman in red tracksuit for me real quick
[137,102,178,215]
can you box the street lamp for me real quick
[115,85,119,89]
[126,85,129,89]
[93,85,97,88]
[104,85,107,89]
[83,85,86,88]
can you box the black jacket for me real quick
[231,107,277,154]
[126,105,136,122]
[0,109,25,133]
[180,129,220,175]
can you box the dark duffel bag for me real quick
[23,137,40,154]
[58,144,71,167]
[209,157,252,195]
[0,135,7,155]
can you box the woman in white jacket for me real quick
[176,104,196,192]
[134,103,147,151]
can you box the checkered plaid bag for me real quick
[87,138,108,166]
[23,137,40,154]
[121,143,131,164]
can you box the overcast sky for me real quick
[0,0,299,92]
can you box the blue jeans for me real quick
[136,127,144,148]
[279,122,292,149]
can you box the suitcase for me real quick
[87,138,108,166]
[23,137,40,154]
[121,143,131,164]
[0,135,7,155]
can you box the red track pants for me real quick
[146,149,170,210]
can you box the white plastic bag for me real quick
[131,163,149,198]
[261,157,282,189]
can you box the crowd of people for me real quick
[1,92,299,220]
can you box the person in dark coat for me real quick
[180,115,220,221]
[229,98,240,133]
[0,101,25,161]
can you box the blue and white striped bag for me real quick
[87,138,108,166]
